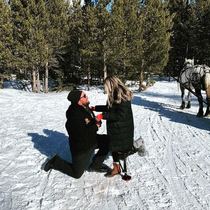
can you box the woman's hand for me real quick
[95,114,103,122]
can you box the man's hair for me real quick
[67,90,82,103]
[104,75,133,108]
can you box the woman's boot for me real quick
[105,163,121,177]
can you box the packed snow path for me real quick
[0,81,210,210]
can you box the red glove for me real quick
[96,114,103,121]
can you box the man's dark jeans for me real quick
[53,134,109,179]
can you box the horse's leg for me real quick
[180,85,185,109]
[204,86,210,116]
[186,91,191,108]
[195,88,203,117]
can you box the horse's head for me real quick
[184,58,194,67]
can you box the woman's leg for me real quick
[112,151,119,163]
[105,151,121,177]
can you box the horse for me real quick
[179,58,210,117]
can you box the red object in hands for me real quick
[97,114,103,121]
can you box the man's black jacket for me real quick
[65,104,98,156]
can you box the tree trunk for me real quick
[103,51,107,80]
[88,64,90,91]
[32,68,36,92]
[24,70,27,79]
[103,27,107,80]
[139,71,147,92]
[139,59,147,92]
[0,77,3,89]
[36,68,40,93]
[139,71,143,92]
[146,73,151,86]
[44,61,49,93]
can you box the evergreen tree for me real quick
[65,0,84,90]
[43,0,69,92]
[10,0,69,92]
[141,0,173,82]
[82,1,99,90]
[0,0,13,88]
[95,0,112,80]
[122,0,143,79]
[9,0,49,92]
[30,0,50,93]
[110,0,143,81]
[129,1,144,91]
[184,0,197,60]
[109,0,125,77]
[195,0,210,65]
[9,0,30,79]
[164,0,188,77]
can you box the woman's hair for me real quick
[104,75,133,108]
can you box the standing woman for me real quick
[92,75,134,177]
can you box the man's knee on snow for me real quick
[73,170,84,179]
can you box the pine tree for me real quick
[95,0,112,80]
[82,1,99,90]
[9,0,30,79]
[110,0,143,81]
[164,0,188,77]
[122,0,142,79]
[43,0,69,92]
[109,0,125,77]
[30,0,49,93]
[141,0,173,82]
[0,0,14,88]
[9,0,49,92]
[184,0,197,60]
[65,0,84,90]
[195,0,210,65]
[129,1,144,91]
[10,0,69,92]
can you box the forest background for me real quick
[1,0,210,93]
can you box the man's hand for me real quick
[96,120,102,128]
[89,106,95,111]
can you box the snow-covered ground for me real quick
[0,81,210,210]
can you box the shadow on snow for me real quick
[132,95,210,132]
[28,129,72,162]
[29,129,111,168]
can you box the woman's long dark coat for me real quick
[95,100,134,152]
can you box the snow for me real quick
[0,81,210,210]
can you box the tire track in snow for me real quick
[145,103,205,209]
[159,104,208,209]
[138,95,210,210]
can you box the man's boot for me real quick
[105,163,121,177]
[44,154,59,172]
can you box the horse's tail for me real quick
[204,70,210,89]
[204,70,210,102]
